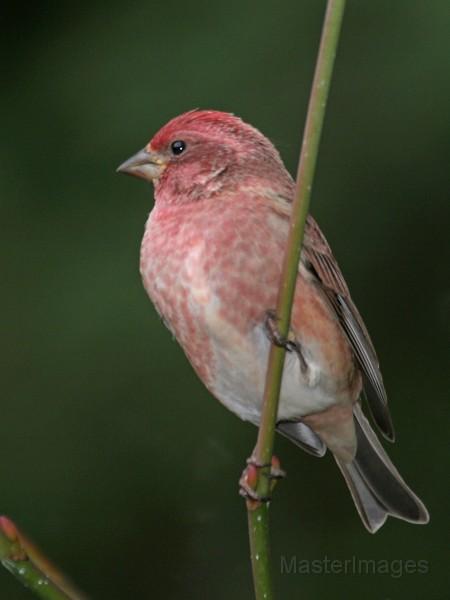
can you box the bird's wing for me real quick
[266,194,394,440]
[277,421,327,457]
[303,215,394,441]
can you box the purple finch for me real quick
[118,110,429,532]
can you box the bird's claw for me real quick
[264,310,297,352]
[239,481,271,503]
[265,309,309,373]
[239,455,286,505]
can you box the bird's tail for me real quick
[335,404,429,533]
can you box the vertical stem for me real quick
[247,504,271,600]
[246,1,346,599]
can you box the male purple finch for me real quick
[118,110,429,532]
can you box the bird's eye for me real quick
[171,140,186,155]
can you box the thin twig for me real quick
[244,2,347,598]
[0,516,87,600]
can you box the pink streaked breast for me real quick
[140,192,357,396]
[140,194,285,385]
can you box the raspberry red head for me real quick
[118,110,293,204]
[149,109,274,156]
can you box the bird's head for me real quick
[117,110,292,204]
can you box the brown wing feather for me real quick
[303,216,395,442]
[267,195,394,441]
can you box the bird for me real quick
[117,109,429,533]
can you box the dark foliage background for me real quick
[1,1,448,598]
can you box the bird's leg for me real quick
[239,454,286,503]
[264,309,308,373]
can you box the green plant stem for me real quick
[246,1,346,599]
[247,503,271,600]
[0,517,86,600]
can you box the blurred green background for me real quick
[1,1,448,598]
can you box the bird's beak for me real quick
[116,148,166,182]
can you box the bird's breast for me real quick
[139,199,359,423]
[140,199,284,389]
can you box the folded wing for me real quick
[303,215,394,441]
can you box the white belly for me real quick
[208,321,339,425]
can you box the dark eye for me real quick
[171,140,186,155]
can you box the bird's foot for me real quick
[264,309,309,373]
[264,310,297,352]
[239,455,286,506]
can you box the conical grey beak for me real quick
[116,148,166,182]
